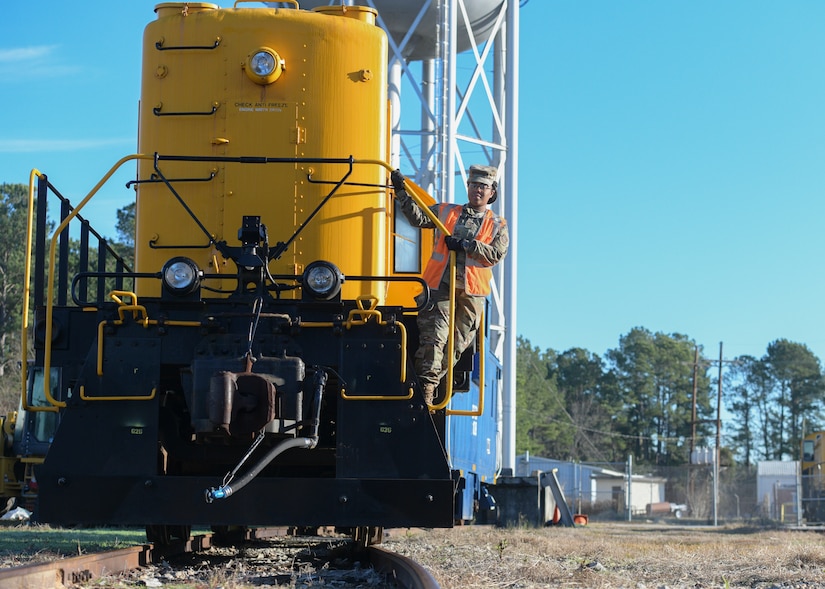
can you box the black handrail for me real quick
[33,175,133,308]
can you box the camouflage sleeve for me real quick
[467,218,509,267]
[394,190,438,229]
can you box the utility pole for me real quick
[689,346,699,511]
[711,342,739,525]
[688,342,734,525]
[690,346,699,456]
[714,342,723,526]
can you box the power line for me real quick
[523,357,726,452]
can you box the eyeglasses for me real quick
[468,182,491,192]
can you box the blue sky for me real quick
[522,1,825,365]
[2,1,824,366]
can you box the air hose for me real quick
[204,369,328,503]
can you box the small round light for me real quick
[307,267,334,292]
[162,257,201,296]
[302,261,343,300]
[250,51,276,76]
[244,47,284,85]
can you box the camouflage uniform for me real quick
[394,165,509,401]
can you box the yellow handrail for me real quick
[81,290,201,401]
[235,0,297,7]
[447,308,486,417]
[341,296,410,399]
[80,386,157,402]
[31,155,152,411]
[359,159,462,411]
[340,386,414,401]
[95,293,203,378]
[20,170,43,412]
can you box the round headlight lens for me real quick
[303,261,343,300]
[162,257,200,295]
[307,266,334,293]
[250,50,276,76]
[245,47,284,85]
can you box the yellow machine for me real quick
[0,413,21,503]
[0,411,42,513]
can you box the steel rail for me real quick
[0,544,151,589]
[0,533,217,588]
[0,531,440,589]
[368,545,441,589]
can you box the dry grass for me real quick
[5,523,825,588]
[384,523,825,588]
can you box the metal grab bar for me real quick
[152,102,220,116]
[447,308,486,417]
[376,164,473,413]
[22,155,152,412]
[155,37,222,51]
[20,170,42,411]
[301,296,413,401]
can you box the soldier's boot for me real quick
[422,383,436,406]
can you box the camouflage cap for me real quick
[468,164,498,187]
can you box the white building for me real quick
[756,460,799,523]
[515,453,667,517]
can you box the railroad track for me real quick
[0,530,439,589]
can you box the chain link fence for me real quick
[554,462,763,524]
[511,455,824,526]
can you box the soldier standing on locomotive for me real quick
[391,165,509,406]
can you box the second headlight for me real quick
[162,257,201,296]
[302,261,344,301]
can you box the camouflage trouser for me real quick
[415,287,485,389]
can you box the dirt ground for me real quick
[383,522,825,588]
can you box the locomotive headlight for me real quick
[162,257,201,296]
[302,261,344,301]
[244,47,285,85]
[251,51,275,76]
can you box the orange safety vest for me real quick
[422,204,501,296]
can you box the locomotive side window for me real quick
[393,208,421,273]
[32,409,58,444]
[27,366,59,408]
[22,366,60,445]
[803,439,815,463]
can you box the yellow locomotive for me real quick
[22,2,497,544]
